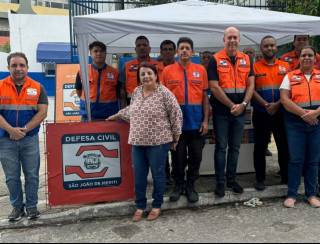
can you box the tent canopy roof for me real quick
[73,0,320,120]
[73,0,320,53]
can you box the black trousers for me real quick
[171,130,205,185]
[253,110,289,183]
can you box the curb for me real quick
[0,185,288,230]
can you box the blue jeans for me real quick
[132,144,170,210]
[213,113,246,184]
[0,135,40,209]
[284,113,320,198]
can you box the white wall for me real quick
[8,13,70,72]
[4,13,70,123]
[0,52,8,71]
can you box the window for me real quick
[51,2,63,8]
[43,63,56,77]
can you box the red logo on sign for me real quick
[65,145,119,179]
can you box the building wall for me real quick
[0,13,70,98]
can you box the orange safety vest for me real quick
[79,64,119,119]
[125,58,159,96]
[80,64,118,103]
[214,49,250,94]
[281,51,320,71]
[254,59,289,102]
[288,69,320,108]
[0,76,41,137]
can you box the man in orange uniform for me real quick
[163,37,209,203]
[252,36,290,191]
[158,40,176,82]
[208,27,255,198]
[75,41,119,121]
[201,51,213,69]
[281,35,320,70]
[120,36,159,105]
[0,53,48,221]
[158,40,177,186]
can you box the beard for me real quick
[263,53,276,61]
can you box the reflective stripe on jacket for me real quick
[0,76,40,137]
[253,59,289,112]
[214,49,250,94]
[288,69,320,109]
[79,64,119,120]
[162,62,208,130]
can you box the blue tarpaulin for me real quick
[37,42,72,64]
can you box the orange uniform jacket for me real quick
[78,64,119,120]
[210,49,251,115]
[281,51,320,71]
[162,62,208,130]
[0,76,41,137]
[124,59,159,96]
[214,49,250,94]
[253,59,289,112]
[288,69,320,109]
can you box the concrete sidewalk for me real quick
[0,138,289,230]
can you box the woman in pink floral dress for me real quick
[108,62,183,221]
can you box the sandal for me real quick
[307,197,320,208]
[132,209,144,222]
[147,208,161,221]
[283,198,296,208]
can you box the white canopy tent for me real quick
[73,0,320,120]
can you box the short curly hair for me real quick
[7,52,28,66]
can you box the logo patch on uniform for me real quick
[107,73,115,80]
[278,66,287,75]
[193,72,200,78]
[314,74,320,80]
[219,60,228,66]
[129,64,139,72]
[239,59,247,65]
[291,76,302,81]
[284,57,293,62]
[27,88,37,96]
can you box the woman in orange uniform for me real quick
[280,46,320,208]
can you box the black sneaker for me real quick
[26,208,40,220]
[8,207,25,222]
[215,183,225,198]
[170,183,185,202]
[185,183,199,203]
[254,181,266,191]
[227,181,244,194]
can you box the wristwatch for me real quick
[242,101,248,107]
